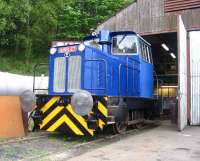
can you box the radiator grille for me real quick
[68,56,81,92]
[53,57,66,92]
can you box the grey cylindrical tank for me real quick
[0,72,48,95]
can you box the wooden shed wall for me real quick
[97,0,200,35]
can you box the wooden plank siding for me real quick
[97,0,200,35]
[165,0,200,13]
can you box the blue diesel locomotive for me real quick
[32,30,155,136]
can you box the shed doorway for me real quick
[141,16,189,131]
[142,32,178,125]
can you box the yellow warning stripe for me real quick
[40,106,64,129]
[98,119,105,129]
[47,115,84,135]
[98,101,107,117]
[67,104,94,136]
[41,97,60,113]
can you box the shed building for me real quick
[97,0,200,130]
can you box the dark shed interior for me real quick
[143,33,178,86]
[142,33,178,118]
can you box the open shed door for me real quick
[178,15,188,131]
[190,31,200,125]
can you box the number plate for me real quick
[58,46,77,53]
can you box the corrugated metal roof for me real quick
[165,0,200,12]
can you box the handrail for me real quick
[33,63,48,93]
[153,71,159,99]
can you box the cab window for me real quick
[112,35,138,55]
[149,47,153,64]
[142,43,147,62]
[140,41,153,64]
[145,45,150,62]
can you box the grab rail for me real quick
[33,63,48,93]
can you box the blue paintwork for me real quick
[48,31,154,99]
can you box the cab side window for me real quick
[112,35,138,55]
[140,41,153,64]
[148,47,153,64]
[140,41,147,61]
[141,42,146,61]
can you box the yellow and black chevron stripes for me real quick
[66,105,94,135]
[38,97,95,136]
[40,96,60,113]
[47,113,84,135]
[37,96,108,136]
[98,119,105,129]
[98,101,108,117]
[40,105,64,129]
[97,97,108,129]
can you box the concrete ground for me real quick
[68,121,200,161]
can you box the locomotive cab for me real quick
[32,30,156,136]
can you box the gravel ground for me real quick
[0,131,92,161]
[0,123,155,161]
[1,121,198,161]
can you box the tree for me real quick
[0,0,134,72]
[56,0,133,39]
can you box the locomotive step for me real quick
[107,116,115,124]
[127,119,144,126]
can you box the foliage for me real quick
[0,0,134,74]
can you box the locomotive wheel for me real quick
[135,121,144,129]
[113,121,128,134]
[28,116,35,132]
[112,113,129,134]
[108,98,129,134]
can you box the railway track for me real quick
[33,120,161,161]
[0,121,160,161]
[0,132,51,146]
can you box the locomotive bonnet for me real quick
[31,30,155,136]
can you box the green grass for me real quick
[0,54,49,76]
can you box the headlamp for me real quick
[50,48,57,55]
[78,44,85,52]
[71,90,93,116]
